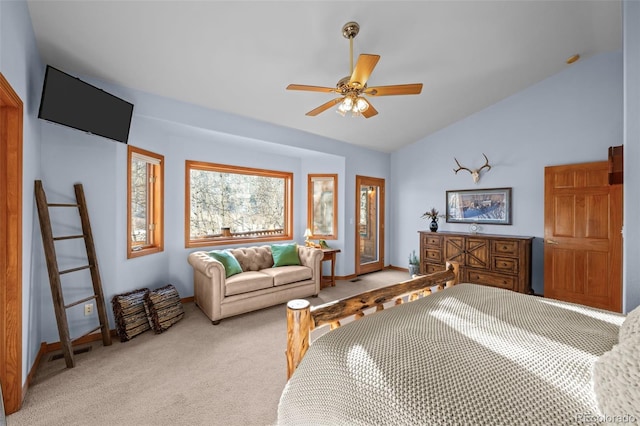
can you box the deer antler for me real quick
[478,153,492,172]
[453,158,472,175]
[453,154,492,183]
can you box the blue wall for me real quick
[390,51,623,295]
[0,0,44,389]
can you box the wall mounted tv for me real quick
[38,65,134,144]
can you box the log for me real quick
[285,262,459,379]
[286,299,312,379]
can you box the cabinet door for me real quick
[466,238,489,269]
[444,236,465,265]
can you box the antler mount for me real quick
[453,153,492,184]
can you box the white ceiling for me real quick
[26,1,622,153]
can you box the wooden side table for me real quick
[320,248,341,289]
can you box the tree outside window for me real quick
[185,161,293,247]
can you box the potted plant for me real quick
[408,250,420,277]
[421,207,443,232]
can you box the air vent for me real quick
[49,345,92,362]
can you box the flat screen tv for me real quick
[38,65,134,144]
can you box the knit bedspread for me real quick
[277,284,624,425]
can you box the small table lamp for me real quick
[304,228,313,246]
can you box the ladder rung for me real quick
[59,265,92,275]
[53,234,85,241]
[47,203,80,207]
[71,326,102,343]
[65,295,97,309]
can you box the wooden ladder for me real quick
[34,180,112,368]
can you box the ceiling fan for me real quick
[286,21,423,118]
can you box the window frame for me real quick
[185,160,294,248]
[127,145,164,258]
[307,174,338,240]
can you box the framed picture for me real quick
[446,187,512,225]
[308,174,338,239]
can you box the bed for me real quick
[278,263,639,425]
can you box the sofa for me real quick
[188,244,323,324]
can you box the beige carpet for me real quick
[7,269,409,426]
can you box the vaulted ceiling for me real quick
[26,1,622,153]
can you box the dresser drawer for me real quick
[466,270,516,291]
[492,240,519,257]
[423,262,443,274]
[423,234,441,248]
[425,248,441,262]
[493,256,519,274]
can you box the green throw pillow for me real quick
[207,250,243,278]
[271,243,301,267]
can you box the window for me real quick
[186,160,293,247]
[127,146,164,258]
[308,174,338,239]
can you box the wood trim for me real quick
[386,265,409,272]
[24,343,47,394]
[0,72,24,415]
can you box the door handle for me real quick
[546,239,559,245]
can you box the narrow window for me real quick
[128,146,164,258]
[185,160,293,247]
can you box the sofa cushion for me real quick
[207,250,243,278]
[225,271,273,296]
[271,243,301,267]
[229,246,274,271]
[260,265,312,287]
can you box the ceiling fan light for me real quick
[356,97,369,112]
[342,96,354,110]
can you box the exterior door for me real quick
[355,176,385,275]
[544,162,622,312]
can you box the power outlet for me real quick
[84,303,94,316]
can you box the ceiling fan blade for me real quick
[306,98,343,116]
[349,54,380,88]
[361,100,378,118]
[364,83,423,96]
[287,84,337,93]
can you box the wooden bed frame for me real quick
[285,262,460,378]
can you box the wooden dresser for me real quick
[419,231,533,294]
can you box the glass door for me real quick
[355,175,385,275]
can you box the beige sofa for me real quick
[188,245,323,324]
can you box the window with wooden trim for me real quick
[128,146,164,258]
[186,160,293,247]
[308,174,338,239]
